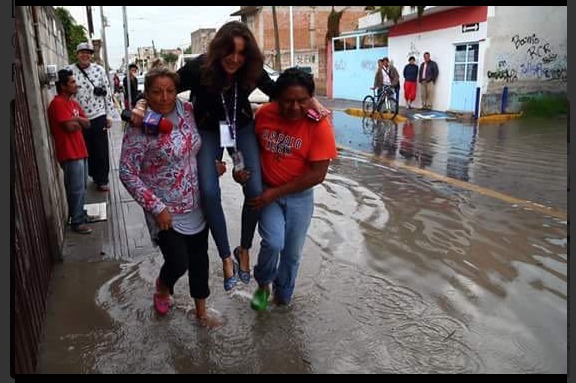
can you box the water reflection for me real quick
[331,112,567,210]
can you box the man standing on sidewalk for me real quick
[67,42,115,192]
[48,69,93,235]
[418,52,439,110]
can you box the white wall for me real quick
[483,6,567,94]
[389,22,487,111]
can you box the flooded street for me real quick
[38,114,567,374]
[333,113,567,211]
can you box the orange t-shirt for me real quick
[255,102,338,187]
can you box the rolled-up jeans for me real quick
[197,121,263,260]
[60,158,88,227]
[254,188,314,304]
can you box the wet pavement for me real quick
[37,107,567,373]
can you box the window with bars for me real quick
[453,43,479,82]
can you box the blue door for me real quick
[450,43,479,112]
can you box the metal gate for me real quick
[13,35,53,374]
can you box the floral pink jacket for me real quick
[119,100,201,217]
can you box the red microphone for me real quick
[154,117,174,135]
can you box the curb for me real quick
[478,113,523,123]
[344,108,408,123]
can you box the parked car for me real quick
[249,64,280,104]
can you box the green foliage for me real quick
[379,6,404,23]
[522,94,568,118]
[161,52,178,64]
[183,46,193,54]
[367,6,427,24]
[326,6,346,41]
[54,7,88,62]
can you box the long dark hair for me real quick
[201,21,264,93]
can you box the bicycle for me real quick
[362,85,399,120]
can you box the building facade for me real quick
[191,28,216,54]
[481,6,567,114]
[342,6,566,115]
[232,6,369,95]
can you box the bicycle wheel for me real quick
[362,95,375,116]
[378,94,398,119]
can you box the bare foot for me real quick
[196,314,224,329]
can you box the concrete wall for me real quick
[482,6,567,114]
[190,28,215,54]
[16,6,69,259]
[389,22,487,111]
[332,40,387,101]
[248,6,369,95]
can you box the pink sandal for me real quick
[154,278,170,315]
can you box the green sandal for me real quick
[250,288,270,311]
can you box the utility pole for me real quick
[99,6,110,72]
[289,6,295,67]
[86,6,94,38]
[123,6,132,109]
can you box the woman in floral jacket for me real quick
[119,68,222,327]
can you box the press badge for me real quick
[219,121,236,148]
[231,150,245,172]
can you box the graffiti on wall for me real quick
[334,59,347,71]
[487,59,518,83]
[295,53,316,65]
[361,59,378,72]
[487,33,566,83]
[407,42,421,60]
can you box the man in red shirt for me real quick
[247,68,338,310]
[48,69,93,234]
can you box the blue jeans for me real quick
[197,121,263,260]
[61,159,88,227]
[254,188,314,304]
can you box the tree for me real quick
[54,7,88,62]
[271,6,282,71]
[326,6,346,42]
[161,52,178,66]
[183,46,193,54]
[366,6,427,24]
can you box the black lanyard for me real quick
[220,82,238,147]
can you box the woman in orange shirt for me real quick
[246,68,338,310]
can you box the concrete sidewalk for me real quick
[58,120,156,263]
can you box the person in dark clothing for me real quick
[403,56,419,109]
[418,52,439,110]
[123,63,140,109]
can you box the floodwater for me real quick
[38,114,567,374]
[333,113,567,211]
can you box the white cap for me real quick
[76,42,94,53]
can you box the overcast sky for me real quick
[62,6,240,69]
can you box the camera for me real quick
[93,86,107,97]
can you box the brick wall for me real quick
[248,6,368,95]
